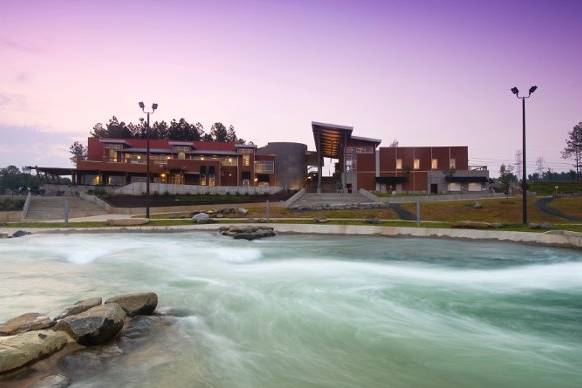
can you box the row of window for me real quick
[101,149,273,172]
[395,158,456,170]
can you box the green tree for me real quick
[561,122,582,180]
[90,116,131,138]
[498,164,517,193]
[69,141,87,163]
[210,122,228,142]
[0,166,43,193]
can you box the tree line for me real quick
[69,116,250,162]
[89,116,247,143]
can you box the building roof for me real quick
[350,135,382,145]
[312,121,353,159]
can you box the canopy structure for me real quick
[312,121,353,159]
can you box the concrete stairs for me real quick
[25,196,107,220]
[289,192,382,210]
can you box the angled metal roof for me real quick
[312,121,353,159]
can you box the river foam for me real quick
[1,232,581,388]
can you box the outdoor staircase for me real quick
[289,192,381,209]
[25,196,108,221]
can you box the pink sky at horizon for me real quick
[1,0,581,175]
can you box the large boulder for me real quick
[0,313,54,336]
[54,297,103,321]
[104,292,158,317]
[0,330,70,373]
[219,226,276,240]
[11,230,31,238]
[192,213,210,224]
[54,304,126,346]
[238,207,249,216]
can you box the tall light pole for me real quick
[139,101,158,219]
[510,86,537,225]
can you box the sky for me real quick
[1,0,581,175]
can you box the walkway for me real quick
[535,197,582,221]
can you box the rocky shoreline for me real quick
[0,292,175,387]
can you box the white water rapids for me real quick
[1,232,581,387]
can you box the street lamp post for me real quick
[138,101,158,219]
[510,86,537,225]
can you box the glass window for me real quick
[431,158,438,169]
[243,154,250,167]
[255,161,274,174]
[221,157,237,166]
[413,159,420,170]
[178,152,186,160]
[450,158,456,169]
[396,159,403,170]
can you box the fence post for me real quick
[416,199,420,226]
[64,198,69,225]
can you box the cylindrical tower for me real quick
[257,142,307,190]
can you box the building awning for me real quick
[375,176,408,184]
[445,176,489,183]
[31,167,75,176]
[312,121,353,159]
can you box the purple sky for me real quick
[1,0,581,175]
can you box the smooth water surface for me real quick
[1,232,581,387]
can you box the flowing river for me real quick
[1,232,581,387]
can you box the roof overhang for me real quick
[99,139,130,145]
[32,167,75,176]
[312,121,353,159]
[350,135,382,146]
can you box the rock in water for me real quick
[54,304,126,346]
[192,213,210,224]
[0,330,70,373]
[219,226,276,240]
[0,313,54,336]
[54,297,103,321]
[32,374,71,388]
[11,230,31,238]
[104,292,158,317]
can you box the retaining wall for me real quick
[5,223,581,250]
[114,182,282,196]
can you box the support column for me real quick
[316,133,322,193]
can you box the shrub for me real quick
[0,198,25,211]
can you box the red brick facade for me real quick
[76,138,276,187]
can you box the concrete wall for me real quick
[114,182,282,196]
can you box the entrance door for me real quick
[430,184,438,194]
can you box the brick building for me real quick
[35,121,488,194]
[72,138,276,187]
[310,122,489,194]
